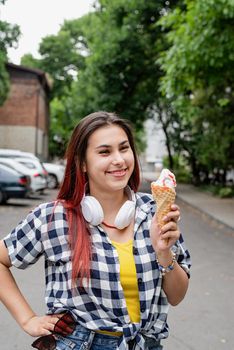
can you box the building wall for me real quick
[0,125,48,157]
[0,65,49,160]
[144,119,167,162]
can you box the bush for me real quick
[218,187,234,198]
[163,155,192,183]
[200,185,234,198]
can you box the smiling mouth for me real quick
[106,168,127,176]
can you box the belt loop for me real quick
[82,330,95,350]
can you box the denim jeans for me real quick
[55,324,163,350]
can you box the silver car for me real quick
[13,157,48,192]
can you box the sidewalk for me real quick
[142,171,234,231]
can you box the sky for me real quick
[1,0,94,64]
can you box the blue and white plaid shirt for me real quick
[4,192,191,350]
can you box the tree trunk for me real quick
[190,156,200,185]
[157,109,174,170]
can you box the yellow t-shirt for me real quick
[111,239,140,323]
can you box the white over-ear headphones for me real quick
[80,186,136,229]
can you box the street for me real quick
[0,188,234,349]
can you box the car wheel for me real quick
[47,174,58,189]
[0,189,7,204]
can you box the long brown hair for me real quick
[57,111,140,283]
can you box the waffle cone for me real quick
[151,184,176,228]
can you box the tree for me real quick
[21,0,181,157]
[21,16,88,100]
[158,0,234,184]
[70,1,173,125]
[0,0,20,105]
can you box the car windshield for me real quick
[18,161,36,169]
[0,164,21,176]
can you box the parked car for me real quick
[43,162,65,189]
[0,149,37,159]
[0,149,64,190]
[0,157,46,194]
[0,149,46,166]
[0,150,48,192]
[13,157,48,192]
[0,164,30,204]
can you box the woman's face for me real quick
[83,125,135,195]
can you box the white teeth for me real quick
[108,169,126,175]
[110,170,125,173]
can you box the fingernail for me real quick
[163,216,168,221]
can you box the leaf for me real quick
[217,98,230,107]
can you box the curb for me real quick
[176,194,234,233]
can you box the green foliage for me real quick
[48,97,77,158]
[201,184,234,198]
[163,154,192,183]
[218,187,234,198]
[134,128,147,154]
[157,0,234,184]
[0,52,9,105]
[21,54,42,70]
[0,20,20,53]
[158,0,234,98]
[0,0,20,105]
[70,0,164,126]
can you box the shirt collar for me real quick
[135,192,155,214]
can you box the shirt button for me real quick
[141,307,145,313]
[133,247,138,255]
[138,278,143,284]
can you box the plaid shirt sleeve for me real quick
[172,234,191,277]
[3,205,44,269]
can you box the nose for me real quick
[112,151,125,165]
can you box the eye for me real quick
[120,145,129,152]
[99,149,109,155]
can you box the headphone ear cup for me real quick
[81,196,104,226]
[114,200,135,230]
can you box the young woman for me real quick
[0,111,191,350]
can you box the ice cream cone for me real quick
[151,184,176,228]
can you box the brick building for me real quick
[0,63,51,160]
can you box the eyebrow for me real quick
[95,140,129,149]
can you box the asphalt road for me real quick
[0,188,233,350]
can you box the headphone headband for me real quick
[80,186,135,229]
